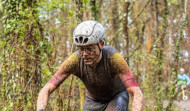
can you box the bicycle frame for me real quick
[181,85,188,100]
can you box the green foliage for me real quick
[0,0,189,110]
[170,0,180,4]
[0,0,55,110]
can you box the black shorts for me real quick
[83,90,129,111]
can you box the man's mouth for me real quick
[84,58,91,61]
[84,58,92,62]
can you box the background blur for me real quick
[0,0,190,110]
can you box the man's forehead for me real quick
[77,44,96,48]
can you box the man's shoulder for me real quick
[103,46,117,50]
[103,46,119,57]
[74,50,80,57]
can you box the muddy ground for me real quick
[163,100,190,111]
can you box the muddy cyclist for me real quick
[37,20,143,111]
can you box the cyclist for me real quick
[176,68,190,89]
[37,20,143,111]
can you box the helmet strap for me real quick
[91,43,102,66]
[97,43,101,51]
[97,43,102,59]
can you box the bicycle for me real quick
[177,85,190,101]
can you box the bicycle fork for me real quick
[181,86,188,100]
[182,89,185,98]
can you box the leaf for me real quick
[39,41,44,47]
[68,10,74,17]
[1,72,7,77]
[0,40,6,47]
[27,101,32,107]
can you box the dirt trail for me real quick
[163,100,190,111]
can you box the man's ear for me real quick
[99,40,104,49]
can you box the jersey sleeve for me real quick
[110,52,139,88]
[48,53,79,87]
[184,74,190,85]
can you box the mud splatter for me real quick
[59,53,79,74]
[111,53,139,87]
[110,53,129,74]
[48,53,79,87]
[127,87,143,111]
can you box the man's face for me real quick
[180,70,185,74]
[78,44,101,65]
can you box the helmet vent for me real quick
[75,38,79,43]
[84,38,88,44]
[79,36,83,43]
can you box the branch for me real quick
[67,76,74,111]
[109,0,151,41]
[128,0,151,26]
[24,76,33,92]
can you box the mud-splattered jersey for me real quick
[49,46,138,101]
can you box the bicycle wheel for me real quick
[177,90,190,101]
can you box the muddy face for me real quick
[78,44,100,65]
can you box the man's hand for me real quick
[37,83,56,111]
[183,85,187,89]
[127,87,143,111]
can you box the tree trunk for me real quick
[111,0,120,50]
[122,1,130,64]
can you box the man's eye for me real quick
[80,48,85,51]
[87,48,93,51]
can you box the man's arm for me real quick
[37,53,79,111]
[110,52,143,111]
[127,87,143,111]
[37,83,56,111]
[37,67,72,110]
[184,74,190,86]
[37,70,69,111]
[118,73,143,111]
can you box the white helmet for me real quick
[180,68,185,73]
[73,20,105,46]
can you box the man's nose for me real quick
[82,49,89,56]
[83,50,89,56]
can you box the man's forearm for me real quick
[37,84,52,111]
[132,92,143,111]
[127,87,143,111]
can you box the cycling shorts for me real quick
[83,90,129,111]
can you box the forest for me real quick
[0,0,190,110]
